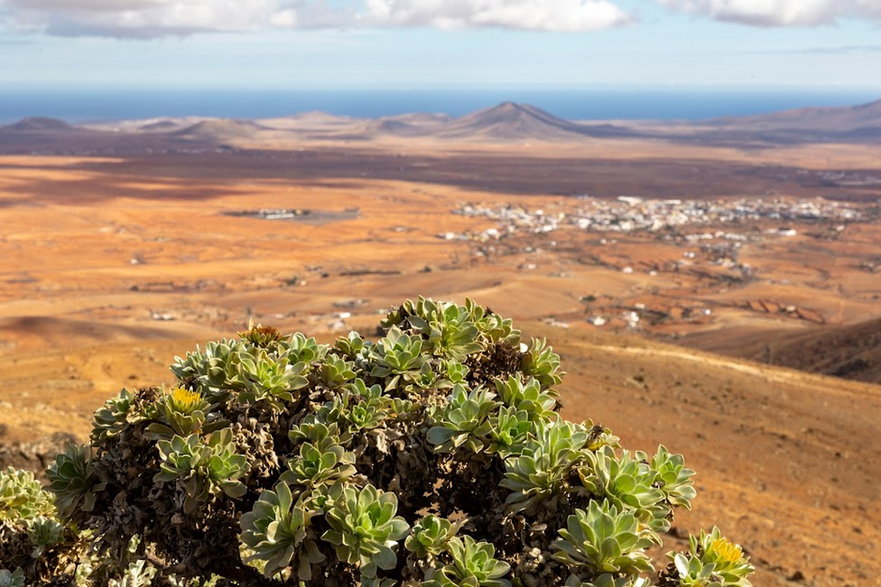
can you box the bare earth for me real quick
[1,121,880,585]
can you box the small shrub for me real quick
[0,297,752,585]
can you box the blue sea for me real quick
[0,87,878,123]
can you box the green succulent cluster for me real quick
[145,386,224,440]
[0,297,753,586]
[0,568,24,587]
[424,535,511,587]
[663,527,754,587]
[0,467,54,523]
[0,467,81,582]
[170,331,325,410]
[239,481,325,580]
[323,484,410,578]
[404,515,463,561]
[92,387,140,442]
[553,500,655,579]
[153,428,248,513]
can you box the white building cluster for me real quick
[443,196,869,242]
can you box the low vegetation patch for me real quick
[1,298,753,586]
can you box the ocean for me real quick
[0,87,878,123]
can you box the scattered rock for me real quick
[787,570,806,582]
[0,432,77,478]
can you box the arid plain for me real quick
[1,102,880,585]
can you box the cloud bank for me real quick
[362,0,631,32]
[0,0,630,37]
[0,0,324,37]
[4,0,881,37]
[657,0,881,27]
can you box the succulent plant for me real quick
[650,445,697,510]
[417,302,484,361]
[91,387,140,442]
[145,387,218,440]
[501,418,588,513]
[3,466,87,584]
[319,354,359,389]
[280,436,357,489]
[0,467,55,522]
[319,379,393,435]
[322,483,409,579]
[283,331,328,365]
[565,574,652,587]
[46,444,104,519]
[404,514,464,561]
[666,527,754,586]
[520,338,564,389]
[0,568,25,587]
[26,516,66,558]
[153,429,247,512]
[552,500,654,577]
[425,535,511,587]
[239,481,325,580]
[485,406,533,457]
[442,359,470,385]
[465,298,521,346]
[236,348,310,409]
[369,327,429,391]
[495,375,557,420]
[17,298,750,586]
[171,338,248,397]
[289,420,346,446]
[427,384,499,453]
[579,446,669,532]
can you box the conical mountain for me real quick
[439,102,629,140]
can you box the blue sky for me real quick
[1,0,880,91]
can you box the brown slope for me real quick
[692,317,881,383]
[541,323,881,586]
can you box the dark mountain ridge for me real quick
[710,98,881,129]
[1,97,880,151]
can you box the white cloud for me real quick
[1,0,296,37]
[657,0,881,27]
[362,0,632,32]
[0,0,371,37]
[0,0,632,37]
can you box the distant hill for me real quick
[2,117,74,132]
[139,120,184,131]
[438,102,631,140]
[172,119,266,143]
[361,113,451,137]
[704,98,881,142]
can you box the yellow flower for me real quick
[168,388,204,414]
[708,537,743,564]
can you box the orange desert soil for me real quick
[1,144,880,585]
